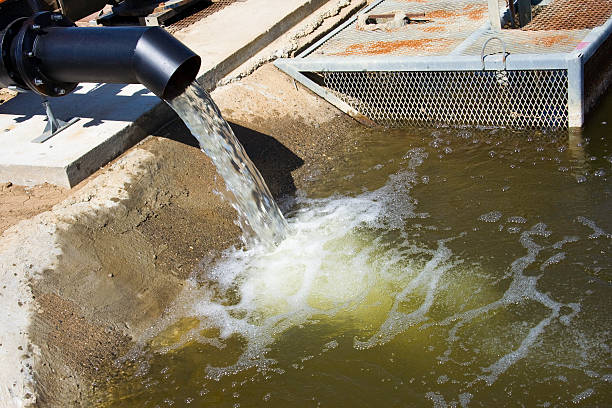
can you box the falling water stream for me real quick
[94,89,611,407]
[167,82,287,246]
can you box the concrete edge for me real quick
[65,103,174,187]
[67,0,330,188]
[0,148,155,408]
[290,0,366,57]
[0,164,70,188]
[198,0,329,90]
[214,0,366,87]
[1,0,332,189]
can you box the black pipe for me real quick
[35,25,201,99]
[0,11,201,100]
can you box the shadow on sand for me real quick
[155,117,304,200]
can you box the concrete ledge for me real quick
[0,0,328,188]
[184,0,330,90]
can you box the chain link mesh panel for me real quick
[166,0,241,34]
[322,70,568,128]
[523,0,612,31]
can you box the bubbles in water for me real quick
[436,375,449,384]
[425,392,448,408]
[459,393,473,408]
[121,128,611,406]
[151,149,443,377]
[322,340,338,352]
[576,216,611,239]
[478,211,502,223]
[507,216,527,224]
[540,252,566,271]
[572,388,594,404]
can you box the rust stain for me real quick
[463,4,487,20]
[530,34,573,47]
[423,26,445,32]
[335,39,452,56]
[351,113,379,127]
[380,3,487,22]
[425,10,458,19]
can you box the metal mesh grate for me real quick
[322,70,568,128]
[166,0,241,34]
[523,0,612,31]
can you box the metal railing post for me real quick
[567,54,584,128]
[487,0,502,31]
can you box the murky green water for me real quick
[95,94,611,407]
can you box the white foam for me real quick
[152,149,442,379]
[459,393,473,408]
[576,216,611,239]
[173,218,571,388]
[540,252,566,271]
[572,388,594,404]
[478,211,502,223]
[147,147,594,393]
[425,392,448,408]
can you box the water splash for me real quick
[167,82,287,246]
[162,159,597,390]
[94,125,612,407]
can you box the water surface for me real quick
[96,94,611,407]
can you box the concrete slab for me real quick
[0,0,329,188]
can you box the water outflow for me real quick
[167,82,287,246]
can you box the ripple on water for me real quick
[100,127,612,406]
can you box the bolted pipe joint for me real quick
[0,11,201,100]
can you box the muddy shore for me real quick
[0,63,366,406]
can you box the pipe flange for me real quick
[13,12,78,97]
[0,18,28,89]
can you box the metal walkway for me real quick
[275,0,612,128]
